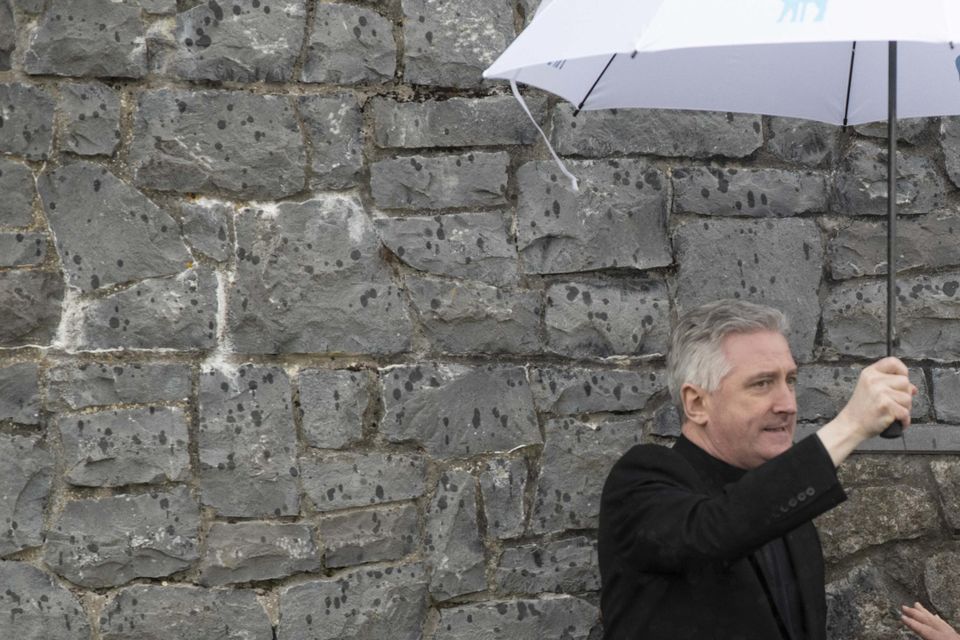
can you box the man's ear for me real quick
[681,383,709,427]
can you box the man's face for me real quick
[700,330,798,470]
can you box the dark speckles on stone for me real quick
[217,120,227,130]
[90,274,100,289]
[209,0,224,20]
[565,285,579,301]
[944,281,959,297]
[472,408,480,428]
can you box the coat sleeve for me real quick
[600,435,846,573]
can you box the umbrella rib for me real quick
[574,53,618,116]
[842,41,857,127]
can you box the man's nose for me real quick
[773,381,798,414]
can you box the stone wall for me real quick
[2,1,960,639]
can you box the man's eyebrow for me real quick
[743,368,799,382]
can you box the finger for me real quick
[874,356,910,376]
[902,614,934,636]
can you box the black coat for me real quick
[598,434,847,640]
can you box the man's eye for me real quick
[753,379,771,388]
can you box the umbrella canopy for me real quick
[485,0,960,438]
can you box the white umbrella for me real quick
[484,0,960,438]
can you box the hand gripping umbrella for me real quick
[484,0,960,438]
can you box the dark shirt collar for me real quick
[674,434,747,487]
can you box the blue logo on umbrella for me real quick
[778,0,826,22]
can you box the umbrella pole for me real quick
[881,40,904,439]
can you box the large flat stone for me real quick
[933,368,960,423]
[480,456,528,540]
[44,487,201,587]
[495,536,599,595]
[0,270,63,348]
[673,167,828,216]
[673,218,823,361]
[544,279,670,359]
[0,0,12,70]
[0,562,90,640]
[279,564,428,640]
[822,272,960,360]
[0,83,54,160]
[925,552,960,624]
[130,88,305,199]
[302,3,395,84]
[298,369,370,449]
[0,158,36,226]
[376,212,519,285]
[766,116,841,168]
[406,275,542,355]
[372,95,545,148]
[101,585,272,639]
[23,0,146,78]
[301,451,427,512]
[46,362,191,411]
[826,562,911,640]
[60,407,190,487]
[198,521,321,586]
[833,139,944,215]
[426,469,485,601]
[298,94,363,190]
[930,459,960,531]
[401,0,514,88]
[68,267,217,351]
[942,116,960,189]
[0,434,52,555]
[528,365,664,415]
[530,417,642,535]
[171,0,305,82]
[38,162,191,294]
[371,152,509,210]
[227,197,412,355]
[517,160,671,275]
[0,362,40,424]
[433,596,599,640]
[198,364,299,517]
[60,82,121,157]
[552,105,762,158]
[319,503,419,568]
[380,363,541,458]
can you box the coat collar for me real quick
[674,434,747,488]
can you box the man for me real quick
[598,299,917,640]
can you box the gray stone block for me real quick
[401,0,514,88]
[0,83,54,160]
[652,404,682,437]
[380,363,541,458]
[101,584,272,639]
[0,158,36,226]
[301,451,427,512]
[925,552,960,623]
[407,275,542,355]
[171,0,305,82]
[528,366,664,415]
[0,232,46,266]
[0,562,90,640]
[544,280,670,359]
[552,105,763,158]
[38,162,191,293]
[44,487,201,587]
[833,139,944,215]
[517,160,671,275]
[815,485,937,561]
[828,213,960,280]
[46,362,192,411]
[496,536,599,595]
[0,362,40,424]
[278,563,429,640]
[797,365,929,422]
[766,116,841,168]
[942,116,960,190]
[302,3,395,84]
[70,267,217,351]
[198,364,299,517]
[823,272,960,360]
[227,197,412,355]
[299,369,369,449]
[130,88,306,199]
[426,469,485,600]
[60,82,121,157]
[934,368,960,423]
[0,0,13,71]
[145,16,177,73]
[433,596,599,640]
[0,270,63,347]
[0,434,52,555]
[673,218,823,361]
[531,417,641,535]
[179,199,231,262]
[855,117,929,143]
[826,562,910,640]
[376,212,519,285]
[60,406,190,487]
[298,94,363,190]
[199,521,321,586]
[372,95,545,148]
[480,456,527,539]
[371,152,509,210]
[673,167,828,216]
[23,0,146,78]
[930,459,960,531]
[320,503,419,568]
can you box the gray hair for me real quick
[667,299,789,414]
